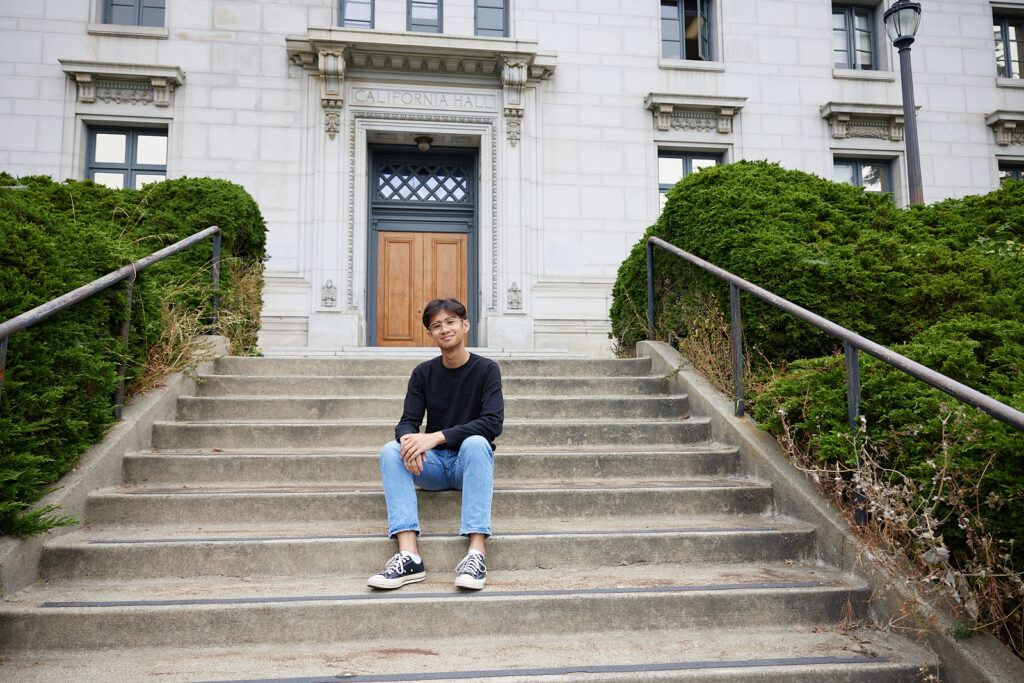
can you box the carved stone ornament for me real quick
[321,280,337,308]
[644,94,746,134]
[507,282,522,310]
[986,111,1024,146]
[820,102,905,142]
[505,115,522,146]
[325,110,341,141]
[59,60,184,108]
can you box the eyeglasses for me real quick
[428,317,463,332]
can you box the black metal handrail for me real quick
[0,226,222,419]
[646,235,1024,435]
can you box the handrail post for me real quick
[730,283,744,417]
[844,341,867,525]
[0,334,8,405]
[113,271,137,420]
[646,239,655,338]
[210,229,221,335]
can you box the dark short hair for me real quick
[422,298,467,329]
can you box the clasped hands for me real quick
[398,431,445,475]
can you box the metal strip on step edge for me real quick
[87,527,780,544]
[195,656,891,683]
[40,581,825,608]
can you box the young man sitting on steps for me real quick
[368,297,504,591]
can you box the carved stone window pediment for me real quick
[986,111,1024,146]
[644,94,746,134]
[820,102,905,142]
[59,60,184,108]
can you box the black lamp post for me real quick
[884,0,924,204]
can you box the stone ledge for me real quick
[0,336,229,597]
[637,340,1024,683]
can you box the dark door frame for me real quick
[366,144,478,346]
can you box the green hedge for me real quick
[612,161,1023,361]
[0,174,266,536]
[611,161,1024,644]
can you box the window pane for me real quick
[95,133,127,163]
[477,7,504,33]
[136,134,167,165]
[135,173,165,189]
[691,158,717,172]
[94,172,126,189]
[659,157,685,185]
[833,12,846,30]
[834,162,855,185]
[411,1,438,21]
[861,163,886,192]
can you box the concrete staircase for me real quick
[0,354,936,681]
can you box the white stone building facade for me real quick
[1,0,1023,355]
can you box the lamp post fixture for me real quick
[884,0,924,204]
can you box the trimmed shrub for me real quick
[611,162,1024,651]
[0,173,266,536]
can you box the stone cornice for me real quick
[59,59,184,108]
[985,110,1024,146]
[287,28,556,145]
[286,28,556,82]
[644,93,746,133]
[820,102,905,141]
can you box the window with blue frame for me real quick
[86,127,167,190]
[103,0,165,27]
[661,0,712,61]
[999,163,1024,183]
[994,15,1024,79]
[832,4,876,70]
[658,151,720,209]
[341,0,374,28]
[475,0,507,37]
[409,0,442,33]
[834,158,892,194]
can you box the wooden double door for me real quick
[375,230,468,346]
[368,145,477,347]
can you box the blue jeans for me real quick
[379,434,494,538]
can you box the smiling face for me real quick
[427,307,470,351]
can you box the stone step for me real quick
[150,418,712,450]
[0,564,869,651]
[213,356,653,377]
[0,626,936,682]
[83,479,773,527]
[39,517,815,581]
[196,374,673,397]
[175,395,690,421]
[123,446,742,485]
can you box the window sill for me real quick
[658,58,725,73]
[87,23,169,39]
[996,76,1024,89]
[832,68,896,82]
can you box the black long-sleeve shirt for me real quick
[394,353,504,449]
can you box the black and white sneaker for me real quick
[454,550,486,590]
[367,552,426,589]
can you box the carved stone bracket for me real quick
[59,60,184,108]
[986,111,1024,146]
[501,56,527,116]
[820,102,905,141]
[319,48,347,109]
[644,94,746,134]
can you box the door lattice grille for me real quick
[376,163,470,203]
